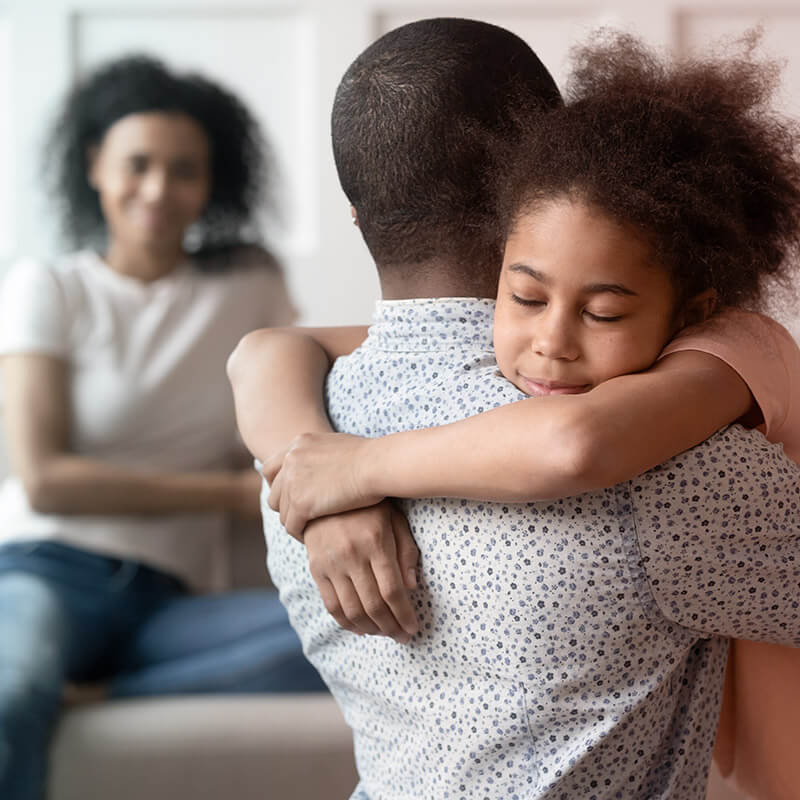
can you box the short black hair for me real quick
[45,55,271,258]
[331,18,562,287]
[498,31,800,311]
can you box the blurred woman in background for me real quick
[0,55,323,800]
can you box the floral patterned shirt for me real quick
[264,298,800,800]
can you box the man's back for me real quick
[265,298,800,799]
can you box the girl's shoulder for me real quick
[667,308,798,375]
[663,308,800,458]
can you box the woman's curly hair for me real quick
[45,55,273,260]
[498,31,800,310]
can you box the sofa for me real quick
[46,519,358,800]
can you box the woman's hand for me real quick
[303,500,419,643]
[264,432,382,539]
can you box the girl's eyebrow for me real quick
[584,282,638,297]
[508,263,638,297]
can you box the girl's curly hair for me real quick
[45,55,273,260]
[498,31,800,310]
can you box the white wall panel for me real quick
[677,7,800,117]
[0,16,11,259]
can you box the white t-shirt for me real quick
[0,248,295,590]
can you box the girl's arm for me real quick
[226,325,368,462]
[267,349,752,536]
[228,325,421,643]
[2,354,260,517]
[360,349,750,499]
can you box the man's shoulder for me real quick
[327,339,524,406]
[636,424,792,482]
[628,424,795,514]
[628,423,800,644]
[326,348,525,433]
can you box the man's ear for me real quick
[678,288,718,328]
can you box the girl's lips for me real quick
[518,376,591,396]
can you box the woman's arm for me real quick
[226,325,368,463]
[267,349,752,536]
[2,354,259,517]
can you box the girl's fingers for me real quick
[260,451,283,484]
[282,504,310,541]
[266,468,283,511]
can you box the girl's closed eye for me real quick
[584,310,624,323]
[509,293,625,322]
[511,294,545,308]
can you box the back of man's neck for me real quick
[377,260,496,301]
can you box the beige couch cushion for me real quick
[49,694,358,800]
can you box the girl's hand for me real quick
[303,500,419,643]
[264,432,382,539]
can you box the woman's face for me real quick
[88,111,211,257]
[493,198,679,397]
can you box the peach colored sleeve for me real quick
[660,308,800,463]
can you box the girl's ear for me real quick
[678,288,718,329]
[350,205,359,228]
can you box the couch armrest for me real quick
[49,694,357,800]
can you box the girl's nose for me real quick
[532,308,579,361]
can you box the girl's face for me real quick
[88,111,211,259]
[494,198,679,397]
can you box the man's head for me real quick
[331,18,561,295]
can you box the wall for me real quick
[2,0,799,328]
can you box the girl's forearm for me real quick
[359,397,593,502]
[228,329,334,461]
[358,350,751,502]
[227,326,367,462]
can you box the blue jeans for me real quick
[0,540,325,800]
